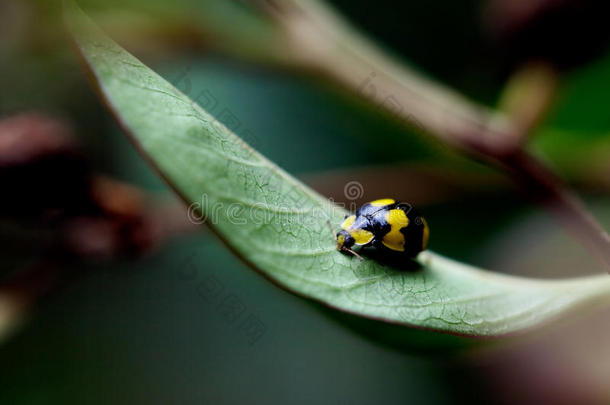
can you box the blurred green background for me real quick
[2,0,610,403]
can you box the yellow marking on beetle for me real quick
[337,233,346,248]
[382,209,409,251]
[349,228,374,245]
[341,215,356,230]
[369,198,395,207]
[422,218,430,250]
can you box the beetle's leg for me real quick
[342,247,364,262]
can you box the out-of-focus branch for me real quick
[304,163,512,207]
[0,113,198,258]
[248,0,610,271]
[251,0,517,155]
[0,113,199,341]
[503,151,610,271]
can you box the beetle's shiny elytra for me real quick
[335,198,429,260]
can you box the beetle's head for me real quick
[336,230,355,251]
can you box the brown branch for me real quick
[500,150,610,270]
[0,112,202,342]
[253,0,517,155]
[251,0,610,272]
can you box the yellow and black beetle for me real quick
[335,198,429,261]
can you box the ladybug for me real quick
[335,198,429,261]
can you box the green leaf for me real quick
[531,51,610,179]
[65,0,610,339]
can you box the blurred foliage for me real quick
[531,52,610,184]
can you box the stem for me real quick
[260,0,517,155]
[256,0,610,271]
[501,151,610,270]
